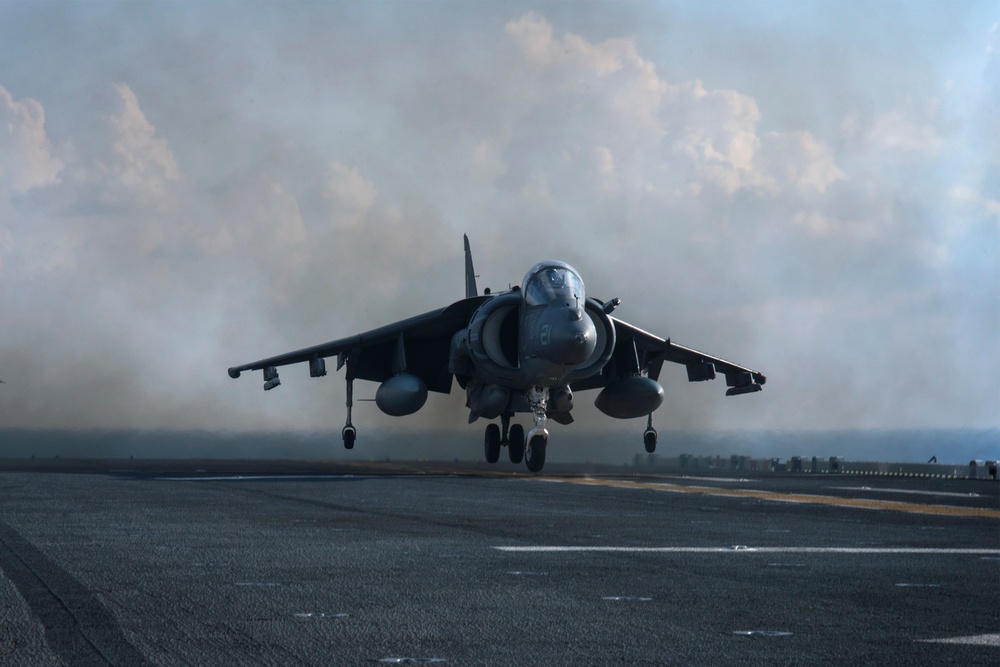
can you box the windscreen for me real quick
[524,265,586,307]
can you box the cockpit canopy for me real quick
[523,261,586,307]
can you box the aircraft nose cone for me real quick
[544,315,597,366]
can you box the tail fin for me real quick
[464,234,478,298]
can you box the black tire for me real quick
[525,434,547,472]
[644,429,657,453]
[343,427,356,450]
[484,423,501,463]
[508,424,525,464]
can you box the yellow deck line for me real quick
[537,477,1000,519]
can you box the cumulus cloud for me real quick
[95,83,180,210]
[500,12,843,213]
[299,160,377,229]
[756,131,845,195]
[864,97,945,156]
[0,85,63,196]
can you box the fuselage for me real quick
[518,261,597,386]
[452,261,615,421]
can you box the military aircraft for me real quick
[228,236,766,472]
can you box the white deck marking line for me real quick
[669,476,753,483]
[532,477,1000,518]
[831,486,982,499]
[493,547,1000,554]
[159,475,366,481]
[918,633,1000,646]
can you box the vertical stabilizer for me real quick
[464,234,478,298]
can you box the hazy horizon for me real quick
[2,427,995,467]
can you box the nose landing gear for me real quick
[524,386,549,472]
[525,430,547,472]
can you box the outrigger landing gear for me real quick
[643,413,657,453]
[342,377,356,449]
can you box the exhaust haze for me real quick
[0,3,997,456]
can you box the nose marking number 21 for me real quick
[540,324,550,346]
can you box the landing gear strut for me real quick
[342,377,356,449]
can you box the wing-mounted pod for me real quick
[376,373,428,415]
[263,366,281,391]
[593,336,664,419]
[309,355,327,378]
[686,359,716,382]
[563,298,617,384]
[725,370,764,396]
[374,334,428,416]
[594,375,664,418]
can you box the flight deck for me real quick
[0,459,997,666]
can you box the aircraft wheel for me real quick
[508,424,525,464]
[643,428,657,453]
[484,423,501,463]
[525,433,547,473]
[343,426,356,450]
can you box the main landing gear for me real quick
[484,413,526,465]
[483,387,549,472]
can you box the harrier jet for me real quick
[228,236,765,472]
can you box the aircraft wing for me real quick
[228,296,490,393]
[572,317,766,396]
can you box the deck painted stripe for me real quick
[533,477,1000,518]
[830,486,983,499]
[493,546,1000,554]
[918,633,1000,646]
[160,474,369,481]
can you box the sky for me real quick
[0,1,997,450]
